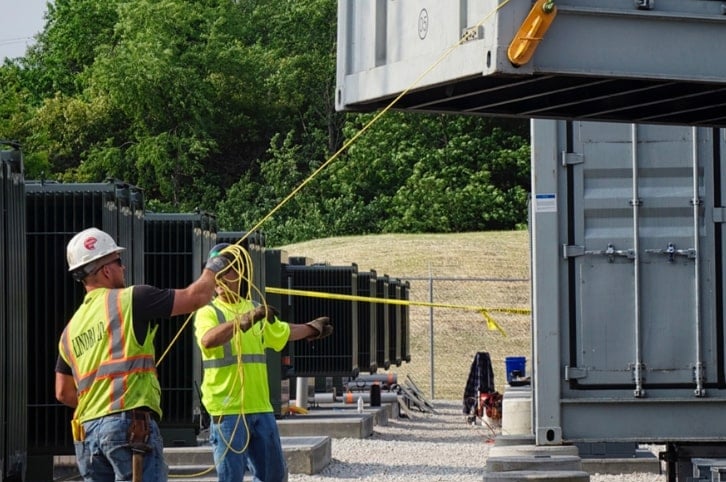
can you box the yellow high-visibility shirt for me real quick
[194,298,290,416]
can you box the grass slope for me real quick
[278,230,531,401]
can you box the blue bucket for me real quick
[505,356,527,384]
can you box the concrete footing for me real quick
[483,470,591,481]
[486,454,583,473]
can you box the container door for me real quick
[568,123,716,389]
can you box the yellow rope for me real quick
[265,286,529,337]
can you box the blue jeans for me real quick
[209,412,287,482]
[74,411,168,482]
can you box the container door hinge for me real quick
[630,362,646,398]
[561,152,584,167]
[562,244,585,259]
[564,365,587,381]
[693,362,706,397]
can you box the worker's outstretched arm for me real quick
[171,256,232,316]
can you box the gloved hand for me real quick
[251,305,278,323]
[305,317,333,340]
[236,305,278,332]
[205,253,232,274]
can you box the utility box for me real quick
[530,120,726,455]
[336,0,726,126]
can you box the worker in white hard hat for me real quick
[55,227,232,482]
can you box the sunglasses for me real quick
[93,257,124,275]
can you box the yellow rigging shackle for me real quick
[507,0,557,67]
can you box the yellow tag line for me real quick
[265,287,531,337]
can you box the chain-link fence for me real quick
[391,276,531,402]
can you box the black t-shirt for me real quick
[55,285,175,375]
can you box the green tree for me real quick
[2,0,531,242]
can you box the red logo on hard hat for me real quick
[84,237,98,250]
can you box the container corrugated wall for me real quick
[143,212,215,445]
[354,270,378,374]
[25,181,141,480]
[0,146,27,480]
[285,264,359,377]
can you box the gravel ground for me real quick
[288,400,667,482]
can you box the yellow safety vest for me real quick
[59,287,161,423]
[194,299,290,416]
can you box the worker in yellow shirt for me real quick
[194,243,332,482]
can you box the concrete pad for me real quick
[495,434,535,446]
[280,436,332,475]
[309,403,391,426]
[489,444,580,458]
[163,435,331,476]
[581,456,661,475]
[488,442,660,476]
[485,455,583,473]
[277,412,374,438]
[483,470,591,481]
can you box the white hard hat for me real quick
[67,227,125,279]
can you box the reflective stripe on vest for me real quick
[61,289,155,408]
[201,303,266,369]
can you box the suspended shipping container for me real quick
[336,0,726,127]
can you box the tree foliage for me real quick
[1,0,530,245]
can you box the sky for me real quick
[0,0,49,61]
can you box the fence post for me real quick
[429,270,435,399]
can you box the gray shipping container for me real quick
[531,120,726,452]
[336,0,726,127]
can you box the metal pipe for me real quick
[346,373,398,385]
[429,269,435,399]
[313,392,400,404]
[344,381,394,391]
[692,126,705,397]
[631,124,645,398]
[296,377,310,409]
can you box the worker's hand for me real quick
[251,305,278,323]
[204,253,232,274]
[236,305,278,332]
[236,313,253,332]
[305,317,333,340]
